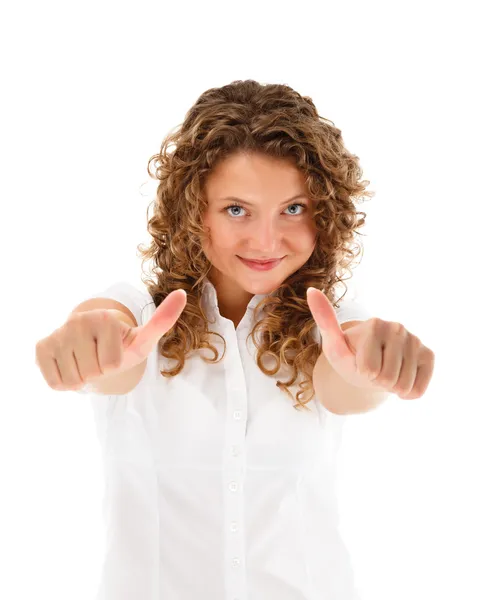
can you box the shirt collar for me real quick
[201,276,269,323]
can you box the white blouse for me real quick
[77,278,372,600]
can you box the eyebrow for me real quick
[218,194,309,206]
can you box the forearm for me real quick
[313,350,390,415]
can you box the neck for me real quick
[207,269,253,326]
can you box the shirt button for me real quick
[228,481,238,492]
[231,445,240,456]
[232,557,240,567]
[230,521,238,532]
[233,410,242,420]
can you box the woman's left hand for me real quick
[306,287,435,400]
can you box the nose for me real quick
[245,218,282,255]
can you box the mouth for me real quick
[237,256,284,270]
[238,257,284,264]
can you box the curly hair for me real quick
[136,79,375,411]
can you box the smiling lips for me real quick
[239,256,284,265]
[238,256,284,270]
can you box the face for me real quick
[201,151,317,323]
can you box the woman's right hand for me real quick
[35,289,187,391]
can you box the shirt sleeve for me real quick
[313,296,373,345]
[335,297,374,326]
[73,281,155,446]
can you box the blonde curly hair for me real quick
[137,79,375,411]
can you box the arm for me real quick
[313,321,390,415]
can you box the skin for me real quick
[201,151,318,328]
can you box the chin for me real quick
[242,276,283,293]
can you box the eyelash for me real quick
[223,203,307,218]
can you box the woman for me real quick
[73,79,434,600]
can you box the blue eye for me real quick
[224,203,307,217]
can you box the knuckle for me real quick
[390,321,405,336]
[413,336,423,352]
[65,312,82,326]
[408,334,420,346]
[369,317,383,332]
[63,317,82,337]
[49,333,66,354]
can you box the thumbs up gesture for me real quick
[306,287,435,400]
[35,289,188,391]
[119,288,188,370]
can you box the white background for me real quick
[1,1,478,599]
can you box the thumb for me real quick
[306,287,353,363]
[127,289,187,358]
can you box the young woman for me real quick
[38,79,434,600]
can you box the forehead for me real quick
[205,152,307,196]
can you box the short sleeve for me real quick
[313,296,373,345]
[335,297,373,326]
[80,280,153,328]
[74,280,156,446]
[75,280,154,396]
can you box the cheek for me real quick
[291,224,316,250]
[205,219,237,251]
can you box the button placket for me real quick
[223,330,248,600]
